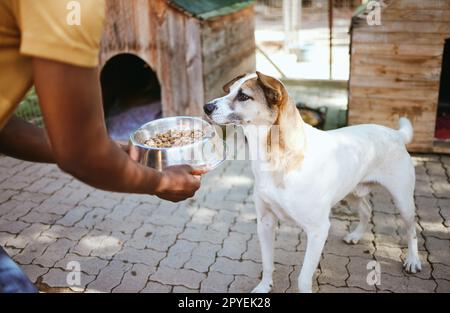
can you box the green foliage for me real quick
[15,88,43,127]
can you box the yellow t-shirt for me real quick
[0,0,105,129]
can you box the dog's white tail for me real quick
[398,117,413,144]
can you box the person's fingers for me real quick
[191,169,208,176]
[128,143,140,162]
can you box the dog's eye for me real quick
[237,92,252,102]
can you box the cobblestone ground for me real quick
[0,154,449,293]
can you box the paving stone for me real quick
[231,221,257,235]
[228,275,261,293]
[140,281,172,293]
[11,191,47,204]
[426,236,450,266]
[1,200,36,221]
[219,232,250,260]
[190,207,217,226]
[42,224,89,241]
[185,242,221,273]
[89,235,123,259]
[346,256,378,292]
[173,285,200,293]
[180,227,227,245]
[95,217,140,235]
[114,246,165,267]
[211,257,261,278]
[54,254,108,276]
[435,279,450,292]
[107,202,139,222]
[200,271,234,293]
[14,236,57,265]
[272,264,293,293]
[76,207,109,229]
[160,240,197,269]
[20,264,49,283]
[274,249,304,266]
[113,263,153,293]
[20,210,61,225]
[33,238,76,267]
[0,219,30,234]
[70,229,110,257]
[432,263,450,280]
[56,205,91,227]
[41,268,95,291]
[7,223,51,249]
[319,284,366,293]
[318,254,349,287]
[87,260,132,292]
[150,266,206,289]
[35,201,74,216]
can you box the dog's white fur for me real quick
[206,72,421,293]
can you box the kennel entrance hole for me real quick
[100,54,162,141]
[436,39,450,140]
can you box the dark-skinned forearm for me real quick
[0,116,55,163]
[61,137,163,195]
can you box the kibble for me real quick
[144,129,205,148]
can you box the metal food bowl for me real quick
[129,116,225,172]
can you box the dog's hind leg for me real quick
[252,196,277,293]
[381,158,421,273]
[343,196,372,245]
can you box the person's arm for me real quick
[0,115,55,163]
[32,57,200,202]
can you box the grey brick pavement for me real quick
[0,154,449,292]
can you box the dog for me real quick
[204,72,421,293]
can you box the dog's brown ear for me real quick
[256,71,284,106]
[223,74,247,93]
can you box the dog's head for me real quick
[204,72,287,126]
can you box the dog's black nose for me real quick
[204,102,217,115]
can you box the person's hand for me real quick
[155,165,201,202]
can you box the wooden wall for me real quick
[348,0,450,152]
[201,6,256,102]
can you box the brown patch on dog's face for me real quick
[222,74,247,94]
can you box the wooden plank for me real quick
[389,0,450,10]
[185,17,204,116]
[433,140,450,154]
[350,86,439,101]
[356,21,450,34]
[351,42,445,57]
[202,6,256,101]
[352,30,449,45]
[350,63,442,81]
[349,97,437,112]
[382,9,450,22]
[351,53,442,68]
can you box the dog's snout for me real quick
[203,102,217,115]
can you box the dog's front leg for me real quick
[252,196,277,293]
[298,221,330,293]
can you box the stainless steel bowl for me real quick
[129,116,225,172]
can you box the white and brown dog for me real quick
[204,72,421,293]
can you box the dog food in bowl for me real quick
[144,129,206,148]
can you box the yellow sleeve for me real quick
[18,0,105,68]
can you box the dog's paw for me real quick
[403,256,422,274]
[251,282,272,293]
[343,233,361,245]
